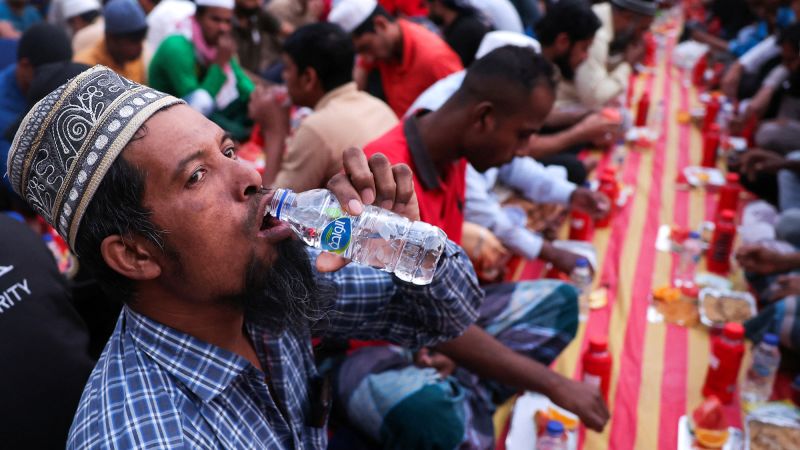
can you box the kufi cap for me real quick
[328,0,378,33]
[18,23,73,67]
[62,0,101,19]
[195,0,234,9]
[104,0,148,34]
[6,66,184,249]
[610,0,656,16]
[475,31,541,59]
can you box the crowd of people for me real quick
[0,0,798,448]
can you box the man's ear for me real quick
[373,15,390,32]
[470,101,495,132]
[303,66,319,92]
[100,235,162,281]
[555,32,571,54]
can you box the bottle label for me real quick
[584,373,601,387]
[321,217,352,254]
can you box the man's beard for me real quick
[554,51,575,81]
[224,239,334,333]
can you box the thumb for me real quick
[315,252,350,272]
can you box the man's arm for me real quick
[435,326,610,432]
[153,35,228,99]
[312,240,482,349]
[573,31,632,109]
[271,126,331,191]
[496,157,576,205]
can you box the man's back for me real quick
[377,19,463,117]
[274,82,398,192]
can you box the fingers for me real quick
[315,252,349,272]
[329,148,373,215]
[368,153,396,210]
[391,163,415,216]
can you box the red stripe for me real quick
[658,61,689,450]
[608,66,668,450]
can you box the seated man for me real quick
[7,66,482,448]
[0,0,41,34]
[232,0,285,80]
[249,22,398,190]
[62,0,101,38]
[335,47,609,450]
[0,24,72,190]
[329,0,463,117]
[74,0,148,84]
[149,0,255,140]
[557,0,655,110]
[427,0,492,67]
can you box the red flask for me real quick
[702,322,745,404]
[595,174,618,228]
[692,54,707,87]
[702,124,721,168]
[569,209,594,241]
[703,96,721,131]
[635,93,650,127]
[583,336,612,402]
[706,209,736,274]
[716,173,741,219]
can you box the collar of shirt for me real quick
[395,19,418,74]
[124,306,254,403]
[314,81,358,110]
[402,110,442,191]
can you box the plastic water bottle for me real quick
[741,333,781,404]
[537,420,567,450]
[570,258,593,322]
[648,100,665,139]
[675,231,702,287]
[266,188,448,285]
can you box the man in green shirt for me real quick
[148,0,254,140]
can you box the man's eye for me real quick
[188,168,207,185]
[223,147,236,159]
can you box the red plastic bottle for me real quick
[569,209,594,241]
[702,124,721,168]
[595,174,618,228]
[583,336,612,402]
[703,95,721,131]
[716,173,741,219]
[692,54,707,86]
[706,209,737,274]
[635,93,650,127]
[702,322,745,404]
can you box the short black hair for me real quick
[74,131,168,303]
[352,4,394,36]
[536,0,601,46]
[283,22,355,92]
[457,45,556,113]
[17,23,73,66]
[778,22,800,50]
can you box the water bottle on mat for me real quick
[570,258,593,322]
[741,333,781,404]
[537,421,567,450]
[266,188,447,285]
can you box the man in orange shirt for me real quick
[329,0,463,117]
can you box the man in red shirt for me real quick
[329,0,463,117]
[333,46,609,450]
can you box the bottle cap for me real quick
[600,173,615,183]
[722,322,744,340]
[589,336,608,352]
[42,234,53,242]
[763,333,779,346]
[721,210,736,222]
[680,285,699,298]
[725,173,739,183]
[576,258,589,268]
[689,231,700,239]
[546,420,565,436]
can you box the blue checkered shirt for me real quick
[67,241,481,449]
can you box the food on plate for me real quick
[747,420,800,450]
[689,396,729,449]
[702,295,754,323]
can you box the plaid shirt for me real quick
[67,241,481,449]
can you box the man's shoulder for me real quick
[68,337,185,448]
[363,122,408,162]
[154,34,193,58]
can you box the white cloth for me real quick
[466,0,523,33]
[763,64,790,88]
[146,0,195,53]
[194,0,234,9]
[465,158,576,259]
[739,35,780,74]
[329,0,378,33]
[63,0,100,20]
[475,30,540,59]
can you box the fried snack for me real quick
[703,295,753,324]
[748,420,800,450]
